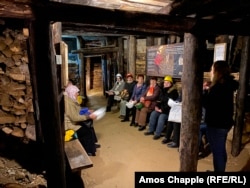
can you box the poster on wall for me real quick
[213,43,227,62]
[146,43,184,78]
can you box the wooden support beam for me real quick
[232,36,250,157]
[72,46,118,55]
[29,19,66,187]
[117,37,124,74]
[35,1,195,34]
[1,1,250,35]
[37,1,250,36]
[127,35,136,76]
[180,33,204,171]
[0,0,33,19]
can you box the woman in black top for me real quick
[203,60,238,171]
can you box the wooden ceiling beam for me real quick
[34,1,196,33]
[0,0,33,19]
[61,23,180,36]
[1,1,250,36]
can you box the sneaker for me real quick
[161,138,172,144]
[121,119,129,122]
[153,135,161,140]
[119,115,125,119]
[87,152,96,156]
[95,143,101,148]
[167,142,179,148]
[144,131,154,136]
[130,122,135,126]
[138,126,146,131]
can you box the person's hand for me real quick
[140,97,145,103]
[105,91,114,95]
[155,106,161,112]
[203,81,211,90]
[88,109,94,114]
[89,113,97,120]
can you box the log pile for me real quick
[0,28,36,141]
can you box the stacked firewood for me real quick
[0,28,35,141]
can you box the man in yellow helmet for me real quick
[144,75,179,140]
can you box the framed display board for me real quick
[213,43,227,62]
[146,43,183,78]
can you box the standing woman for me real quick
[203,60,238,171]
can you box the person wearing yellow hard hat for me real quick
[144,75,179,142]
[163,75,173,84]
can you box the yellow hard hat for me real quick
[65,129,75,141]
[164,75,173,83]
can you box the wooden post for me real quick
[180,33,204,171]
[146,37,154,46]
[232,36,250,156]
[86,57,91,91]
[27,21,43,143]
[60,41,68,88]
[77,36,87,99]
[102,56,108,95]
[117,37,124,74]
[29,19,66,187]
[127,35,136,76]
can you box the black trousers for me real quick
[165,122,181,145]
[107,95,115,108]
[76,120,97,155]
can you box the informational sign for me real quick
[213,43,227,62]
[146,43,183,78]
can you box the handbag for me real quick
[168,102,182,123]
[120,90,129,101]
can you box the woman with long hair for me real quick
[203,60,238,171]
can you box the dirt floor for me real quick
[81,91,250,188]
[0,91,249,188]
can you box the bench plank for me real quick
[65,139,93,172]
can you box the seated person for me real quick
[144,75,179,140]
[122,74,147,126]
[64,83,99,156]
[166,122,181,148]
[135,76,161,131]
[119,73,136,120]
[105,73,125,112]
[162,89,182,148]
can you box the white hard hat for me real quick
[116,73,122,78]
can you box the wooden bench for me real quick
[64,139,93,173]
[63,93,93,172]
